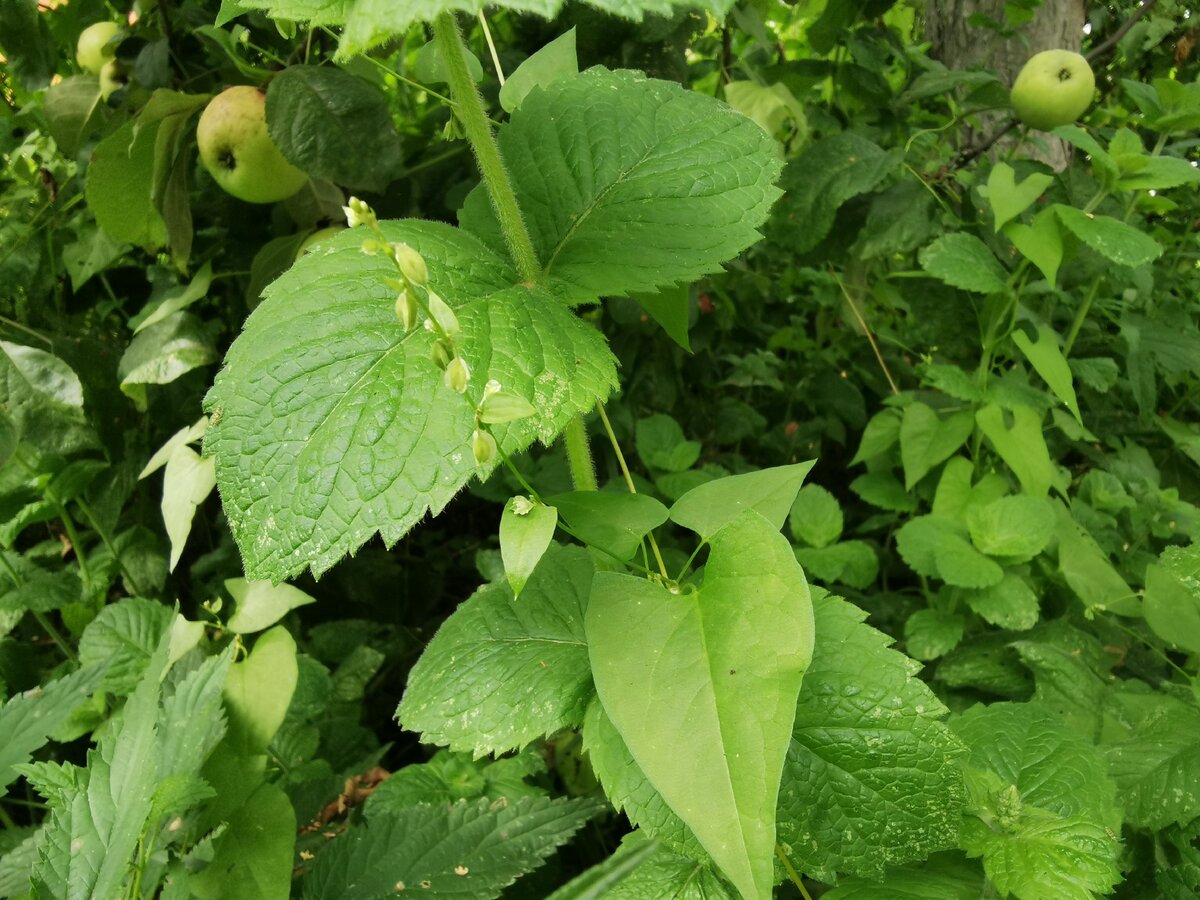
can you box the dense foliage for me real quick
[2,0,1199,897]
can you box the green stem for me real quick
[1063,277,1102,356]
[775,844,813,900]
[433,13,540,282]
[563,417,597,493]
[76,498,144,596]
[34,611,78,663]
[596,402,669,578]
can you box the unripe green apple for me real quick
[99,60,129,101]
[76,21,118,74]
[294,225,345,260]
[1010,49,1095,131]
[196,86,308,204]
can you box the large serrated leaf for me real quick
[778,592,966,881]
[460,68,782,301]
[586,509,814,900]
[301,795,604,899]
[204,223,617,581]
[398,545,595,756]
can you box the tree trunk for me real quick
[925,0,1087,169]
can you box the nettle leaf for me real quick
[953,702,1121,900]
[460,68,782,300]
[1054,205,1163,269]
[904,608,965,661]
[966,495,1054,561]
[586,510,814,900]
[204,223,618,581]
[0,341,96,455]
[589,837,737,900]
[301,795,605,900]
[768,133,897,254]
[399,544,594,756]
[895,516,1003,588]
[919,233,1008,294]
[779,592,966,881]
[1143,545,1200,655]
[965,573,1040,631]
[78,597,173,695]
[265,65,401,192]
[788,484,843,548]
[821,852,985,899]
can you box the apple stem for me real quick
[433,13,540,284]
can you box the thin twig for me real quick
[834,272,900,396]
[1086,0,1158,63]
[954,118,1018,168]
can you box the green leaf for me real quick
[987,163,1053,232]
[301,796,604,899]
[160,443,217,570]
[1054,205,1163,269]
[119,311,219,403]
[1054,505,1139,616]
[0,665,105,793]
[1143,545,1200,655]
[1115,155,1200,191]
[794,541,878,589]
[768,133,896,253]
[413,38,485,84]
[895,515,1002,588]
[191,782,295,900]
[629,284,692,351]
[1005,208,1063,287]
[133,262,214,333]
[461,68,782,300]
[500,498,559,599]
[965,573,1040,631]
[636,414,700,474]
[86,118,167,249]
[225,578,317,634]
[265,65,401,192]
[0,341,96,455]
[1100,686,1200,830]
[919,233,1008,293]
[204,222,618,581]
[966,494,1055,561]
[398,545,594,756]
[723,80,805,142]
[1011,325,1080,423]
[500,28,578,113]
[366,749,544,811]
[586,510,814,899]
[779,593,966,880]
[224,626,298,756]
[550,492,668,561]
[544,838,664,900]
[821,853,985,899]
[78,597,173,695]
[975,404,1057,498]
[591,836,737,900]
[788,484,843,548]
[669,461,814,541]
[43,76,105,156]
[851,409,901,465]
[953,702,1121,900]
[904,608,965,660]
[850,470,917,512]
[899,404,974,490]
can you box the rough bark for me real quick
[925,0,1087,169]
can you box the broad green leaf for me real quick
[919,234,1008,293]
[768,133,896,253]
[550,492,668,561]
[0,341,96,455]
[119,311,219,404]
[366,748,544,811]
[636,414,700,474]
[904,608,965,660]
[413,39,485,84]
[788,484,843,548]
[851,470,917,512]
[723,80,805,142]
[1010,625,1111,737]
[953,702,1121,900]
[191,782,295,900]
[779,593,966,880]
[597,836,737,900]
[669,461,814,541]
[204,222,618,581]
[895,515,1002,587]
[544,838,664,900]
[224,626,298,756]
[630,284,692,351]
[265,65,400,192]
[225,578,317,634]
[794,541,878,589]
[975,404,1056,498]
[851,409,901,465]
[821,852,985,899]
[1054,204,1163,268]
[301,796,604,899]
[1054,505,1139,616]
[133,263,214,334]
[1116,155,1200,191]
[586,510,814,900]
[398,545,594,756]
[499,28,578,113]
[899,404,974,489]
[932,457,1008,522]
[0,665,105,793]
[1005,208,1063,287]
[966,573,1040,630]
[499,497,558,599]
[1011,325,1080,422]
[43,76,104,156]
[966,495,1055,561]
[1100,685,1200,829]
[1143,545,1200,655]
[86,118,167,249]
[161,443,217,571]
[461,68,782,300]
[78,597,173,695]
[987,163,1053,232]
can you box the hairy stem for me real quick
[433,13,540,282]
[563,417,597,492]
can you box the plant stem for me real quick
[563,417,597,492]
[433,12,540,282]
[775,844,813,900]
[1063,277,1102,355]
[596,402,669,578]
[34,611,78,663]
[478,12,505,84]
